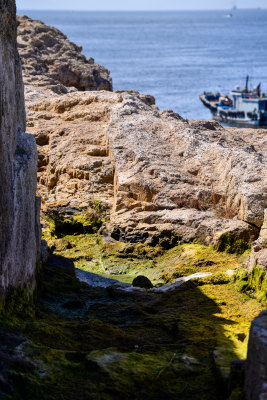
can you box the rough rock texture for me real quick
[24,89,267,245]
[0,0,40,298]
[245,310,267,400]
[17,15,112,96]
[248,209,267,272]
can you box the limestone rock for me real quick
[248,209,267,272]
[24,89,266,246]
[17,15,112,95]
[245,310,267,400]
[0,0,40,299]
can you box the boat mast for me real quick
[245,75,249,92]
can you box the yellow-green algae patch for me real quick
[1,216,262,399]
[1,249,265,399]
[245,264,267,301]
[43,216,250,286]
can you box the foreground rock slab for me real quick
[25,89,266,246]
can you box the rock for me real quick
[245,310,267,400]
[0,0,40,298]
[248,209,267,272]
[17,15,112,96]
[132,276,153,289]
[17,16,266,249]
[62,300,86,310]
[0,329,28,397]
[228,360,245,398]
[0,372,12,395]
[40,239,49,264]
[153,272,212,293]
[24,89,266,247]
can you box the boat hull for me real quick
[199,93,267,127]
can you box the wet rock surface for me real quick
[0,330,29,397]
[76,269,130,288]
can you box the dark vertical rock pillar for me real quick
[0,0,40,301]
[245,310,267,400]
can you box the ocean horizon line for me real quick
[17,8,266,13]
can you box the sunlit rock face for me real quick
[24,88,266,247]
[17,15,267,250]
[0,0,40,298]
[17,15,113,95]
[248,209,267,272]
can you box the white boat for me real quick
[200,76,267,127]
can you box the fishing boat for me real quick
[199,76,267,127]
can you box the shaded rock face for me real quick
[132,275,153,289]
[245,310,267,400]
[17,15,112,95]
[0,0,40,298]
[24,88,266,246]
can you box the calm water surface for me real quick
[18,9,267,120]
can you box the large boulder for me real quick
[17,15,112,96]
[0,0,40,300]
[24,89,266,246]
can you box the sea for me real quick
[18,9,267,121]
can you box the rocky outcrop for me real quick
[0,0,40,300]
[245,310,267,400]
[24,89,266,246]
[15,16,266,248]
[17,15,112,96]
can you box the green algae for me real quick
[1,251,264,400]
[215,233,250,255]
[2,213,264,399]
[42,213,249,286]
[0,280,37,319]
[44,214,103,237]
[244,265,267,302]
[232,265,267,304]
[192,272,231,286]
[232,267,249,292]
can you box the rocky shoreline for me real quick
[0,5,266,400]
[17,18,266,252]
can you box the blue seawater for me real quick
[18,9,267,120]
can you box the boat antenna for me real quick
[245,75,249,92]
[257,83,261,97]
